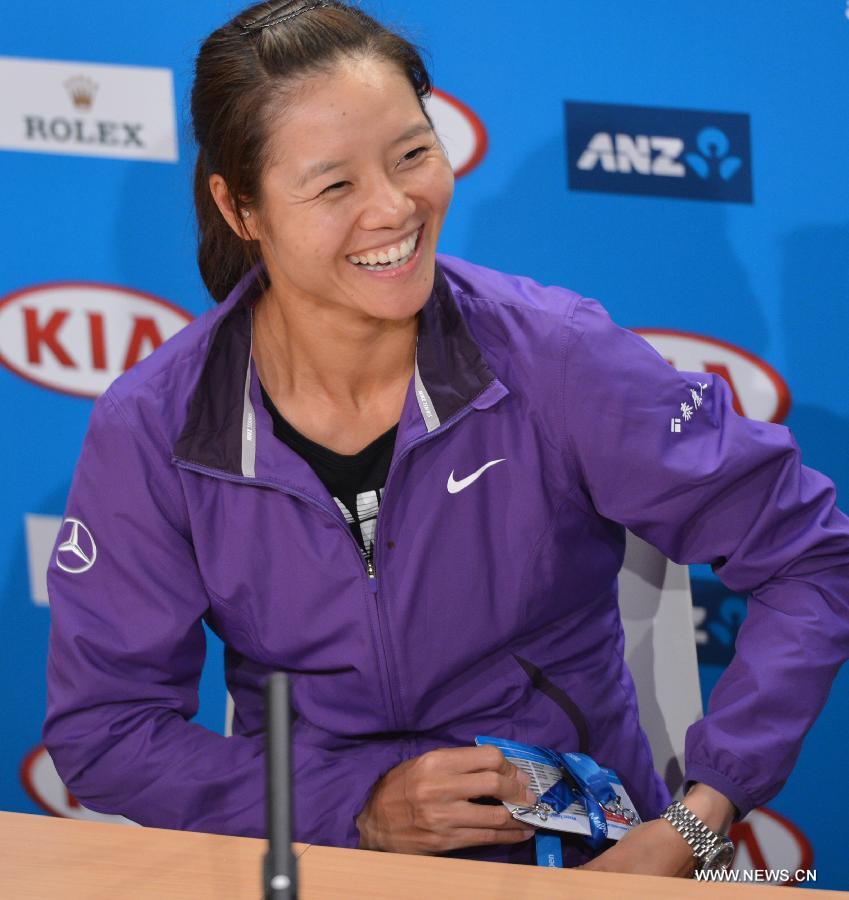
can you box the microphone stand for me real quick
[263,672,298,900]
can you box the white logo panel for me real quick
[0,56,177,162]
[25,513,62,606]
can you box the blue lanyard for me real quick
[473,736,620,865]
[535,831,564,867]
[533,749,617,853]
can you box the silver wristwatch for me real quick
[660,800,735,872]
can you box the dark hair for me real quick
[191,1,433,302]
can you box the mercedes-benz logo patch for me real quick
[56,517,97,574]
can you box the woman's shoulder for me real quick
[437,253,585,320]
[96,296,235,447]
[439,254,637,352]
[436,253,628,373]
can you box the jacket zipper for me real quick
[173,396,485,734]
[172,458,401,724]
[361,401,484,729]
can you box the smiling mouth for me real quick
[346,227,422,271]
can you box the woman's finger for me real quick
[438,799,526,831]
[445,771,537,807]
[417,745,522,777]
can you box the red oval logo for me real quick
[635,329,791,424]
[0,282,193,399]
[20,744,137,825]
[425,88,488,178]
[729,807,815,883]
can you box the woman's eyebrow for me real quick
[296,122,434,189]
[391,122,434,145]
[297,158,345,189]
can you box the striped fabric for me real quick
[334,488,385,565]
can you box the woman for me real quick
[44,0,849,876]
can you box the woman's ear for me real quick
[209,174,258,241]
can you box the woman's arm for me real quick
[582,782,735,875]
[44,391,268,835]
[559,298,849,867]
[43,390,400,846]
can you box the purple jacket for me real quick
[44,256,849,862]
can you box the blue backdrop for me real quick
[2,1,847,888]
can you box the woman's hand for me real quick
[581,783,735,877]
[356,745,538,854]
[580,818,699,876]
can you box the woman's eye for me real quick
[319,181,349,196]
[400,146,429,164]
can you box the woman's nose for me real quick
[359,176,416,230]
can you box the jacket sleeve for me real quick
[559,297,849,819]
[43,390,394,845]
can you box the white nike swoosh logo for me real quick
[447,458,506,494]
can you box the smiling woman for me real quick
[43,0,849,881]
[194,1,454,454]
[191,2,444,306]
[213,58,453,319]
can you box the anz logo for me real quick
[576,128,741,182]
[576,133,687,177]
[685,127,742,181]
[565,101,752,203]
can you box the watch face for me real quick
[702,840,735,871]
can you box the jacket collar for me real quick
[413,263,498,432]
[173,262,502,478]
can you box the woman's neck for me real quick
[252,287,417,453]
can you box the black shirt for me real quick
[260,385,396,567]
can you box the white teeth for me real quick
[362,257,407,271]
[348,228,420,269]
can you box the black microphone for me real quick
[263,672,298,900]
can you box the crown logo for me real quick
[64,75,98,111]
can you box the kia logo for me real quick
[0,282,193,399]
[20,744,137,826]
[635,329,791,424]
[729,807,814,882]
[425,87,488,178]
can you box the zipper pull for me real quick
[365,540,377,580]
[366,557,378,593]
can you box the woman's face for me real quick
[248,56,455,323]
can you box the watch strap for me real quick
[660,799,732,867]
